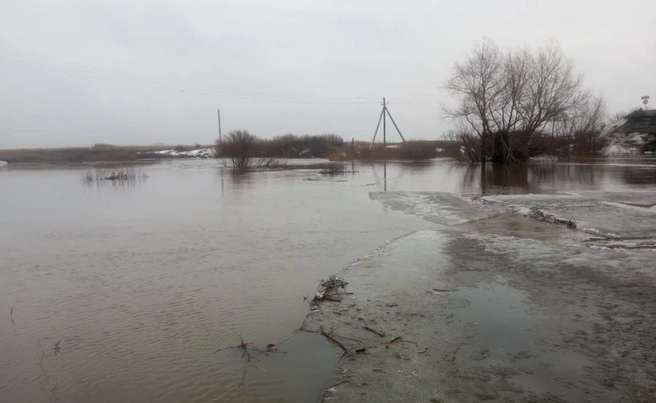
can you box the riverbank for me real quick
[304,192,656,402]
[0,144,213,164]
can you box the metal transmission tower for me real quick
[370,98,408,150]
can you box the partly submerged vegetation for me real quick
[215,130,461,169]
[443,39,613,164]
[82,167,148,183]
[215,131,345,168]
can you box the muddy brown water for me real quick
[1,157,655,402]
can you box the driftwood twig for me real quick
[320,327,347,352]
[363,326,385,337]
[385,336,402,345]
[53,337,63,356]
[327,379,349,390]
[313,276,348,304]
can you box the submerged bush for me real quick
[215,130,259,169]
[216,131,344,168]
[82,167,148,182]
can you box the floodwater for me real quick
[451,281,593,399]
[1,157,655,402]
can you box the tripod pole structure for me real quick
[382,97,387,148]
[385,108,407,144]
[370,107,385,149]
[369,98,406,154]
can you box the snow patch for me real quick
[140,148,215,158]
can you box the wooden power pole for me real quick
[217,108,222,144]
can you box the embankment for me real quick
[304,191,656,402]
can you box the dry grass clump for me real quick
[82,167,148,182]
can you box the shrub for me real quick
[261,134,344,158]
[216,130,260,169]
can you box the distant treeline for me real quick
[216,130,463,168]
[0,143,204,164]
[261,133,344,158]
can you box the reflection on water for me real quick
[359,157,656,196]
[450,159,656,195]
[224,169,253,189]
[1,157,655,403]
[82,175,149,190]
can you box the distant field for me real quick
[0,144,208,164]
[0,140,463,163]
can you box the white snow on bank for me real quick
[0,160,7,166]
[604,144,637,155]
[602,132,650,155]
[601,118,627,135]
[601,114,655,155]
[141,148,215,158]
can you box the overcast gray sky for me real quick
[0,0,654,148]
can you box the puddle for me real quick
[509,350,595,395]
[451,281,540,365]
[449,280,593,399]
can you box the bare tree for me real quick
[550,94,609,156]
[443,39,589,163]
[216,130,259,169]
[610,107,643,123]
[443,39,504,137]
[520,42,588,135]
[439,130,460,141]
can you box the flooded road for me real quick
[1,157,655,402]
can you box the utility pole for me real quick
[370,97,407,150]
[217,108,222,144]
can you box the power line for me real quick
[0,49,440,106]
[0,126,142,133]
[0,54,374,104]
